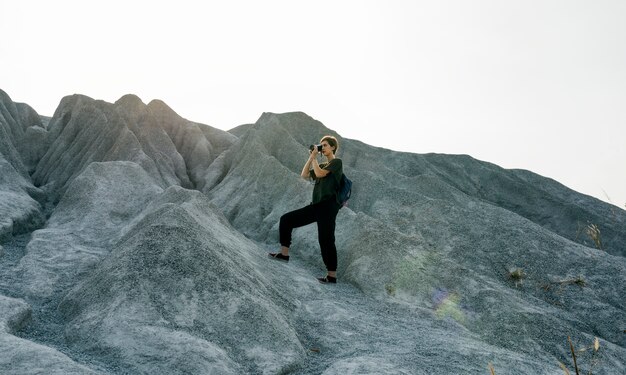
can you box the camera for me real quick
[309,144,323,152]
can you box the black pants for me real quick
[279,199,340,272]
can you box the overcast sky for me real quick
[2,0,625,208]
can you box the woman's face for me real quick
[320,141,335,156]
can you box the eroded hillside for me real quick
[1,89,624,374]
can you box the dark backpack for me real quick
[337,174,352,208]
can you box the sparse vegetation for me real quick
[559,362,571,375]
[540,275,587,307]
[385,284,396,296]
[559,336,601,375]
[561,276,587,288]
[575,222,604,250]
[585,224,602,250]
[507,267,526,287]
[491,337,602,374]
[542,276,586,292]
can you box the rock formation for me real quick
[1,88,624,374]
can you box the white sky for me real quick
[2,0,625,208]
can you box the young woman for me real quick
[269,135,343,284]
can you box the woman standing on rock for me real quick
[269,135,343,284]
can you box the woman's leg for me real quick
[279,204,318,254]
[317,201,339,274]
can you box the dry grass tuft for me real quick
[568,336,581,375]
[543,276,586,291]
[575,222,604,250]
[385,284,396,296]
[559,362,572,375]
[560,336,602,375]
[507,267,526,287]
[585,224,603,250]
[565,276,587,288]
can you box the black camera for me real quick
[309,144,323,152]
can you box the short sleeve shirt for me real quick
[310,158,343,204]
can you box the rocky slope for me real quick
[1,88,624,374]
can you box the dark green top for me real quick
[310,158,343,204]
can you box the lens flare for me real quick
[432,288,466,324]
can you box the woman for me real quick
[269,135,343,284]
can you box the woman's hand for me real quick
[309,146,319,160]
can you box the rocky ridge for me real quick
[0,88,624,374]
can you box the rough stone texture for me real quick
[17,161,163,298]
[414,153,626,257]
[0,153,45,242]
[0,89,31,178]
[0,90,46,242]
[27,93,238,204]
[0,90,625,374]
[146,99,238,191]
[59,186,304,374]
[0,295,96,375]
[32,94,147,199]
[205,111,626,374]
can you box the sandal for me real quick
[268,253,290,262]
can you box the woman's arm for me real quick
[301,147,331,179]
[305,147,331,178]
[311,158,330,178]
[300,153,315,179]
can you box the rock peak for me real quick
[115,94,146,111]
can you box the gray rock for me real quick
[29,93,240,205]
[32,94,173,202]
[413,153,626,257]
[0,295,96,375]
[0,153,44,242]
[0,90,29,179]
[146,99,238,191]
[19,125,48,174]
[0,154,44,243]
[0,89,45,176]
[18,161,163,298]
[1,90,625,374]
[203,110,626,373]
[59,186,304,374]
[0,91,46,242]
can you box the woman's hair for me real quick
[320,135,339,155]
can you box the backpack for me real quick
[337,174,352,208]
